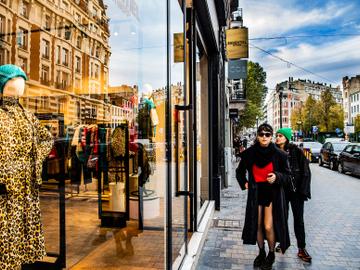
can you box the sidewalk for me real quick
[196,162,360,270]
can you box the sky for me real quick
[238,0,360,94]
[104,0,360,95]
[105,0,184,93]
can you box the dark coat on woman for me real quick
[286,143,311,200]
[236,142,292,253]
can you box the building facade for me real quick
[270,78,342,131]
[342,75,360,125]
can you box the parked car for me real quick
[301,141,323,162]
[319,141,350,170]
[338,143,360,176]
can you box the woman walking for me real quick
[236,124,292,270]
[275,128,312,262]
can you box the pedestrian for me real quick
[275,128,312,262]
[236,123,292,270]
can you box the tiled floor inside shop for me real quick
[39,189,188,269]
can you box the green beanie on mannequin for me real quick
[276,127,292,141]
[0,64,28,93]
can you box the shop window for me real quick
[18,57,27,73]
[62,48,69,66]
[20,1,29,19]
[41,65,50,85]
[75,56,81,73]
[17,28,28,50]
[42,39,50,59]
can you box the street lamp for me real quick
[296,121,302,140]
[277,86,284,128]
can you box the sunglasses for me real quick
[258,132,272,138]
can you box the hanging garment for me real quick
[111,126,126,159]
[0,97,53,270]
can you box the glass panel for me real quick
[170,0,187,266]
[196,44,209,225]
[0,1,166,269]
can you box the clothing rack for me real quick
[97,123,130,228]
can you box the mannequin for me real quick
[0,65,53,270]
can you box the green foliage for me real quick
[238,61,267,129]
[355,115,360,132]
[290,91,345,133]
[317,89,337,132]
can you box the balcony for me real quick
[229,88,246,111]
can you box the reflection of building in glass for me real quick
[108,84,138,125]
[0,0,126,125]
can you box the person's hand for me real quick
[245,182,248,189]
[267,173,276,184]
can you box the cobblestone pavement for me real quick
[197,163,360,270]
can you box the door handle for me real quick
[176,191,193,197]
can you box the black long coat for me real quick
[286,143,311,200]
[236,143,292,253]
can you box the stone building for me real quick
[0,0,115,125]
[268,78,342,131]
[342,75,360,125]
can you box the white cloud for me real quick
[240,1,353,37]
[252,36,360,90]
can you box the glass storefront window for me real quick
[0,0,215,269]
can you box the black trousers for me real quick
[287,193,306,249]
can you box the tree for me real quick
[239,61,267,129]
[302,95,319,133]
[290,105,304,131]
[328,104,345,131]
[317,89,337,132]
[355,115,360,132]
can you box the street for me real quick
[197,164,360,270]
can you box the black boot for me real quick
[261,251,275,270]
[253,248,266,267]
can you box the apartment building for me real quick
[0,0,112,125]
[343,75,360,125]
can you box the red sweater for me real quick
[252,162,273,183]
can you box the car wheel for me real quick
[318,157,323,166]
[330,160,337,171]
[338,162,345,174]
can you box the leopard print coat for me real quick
[0,97,53,270]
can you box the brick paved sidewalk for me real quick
[197,163,360,270]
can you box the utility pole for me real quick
[277,86,284,129]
